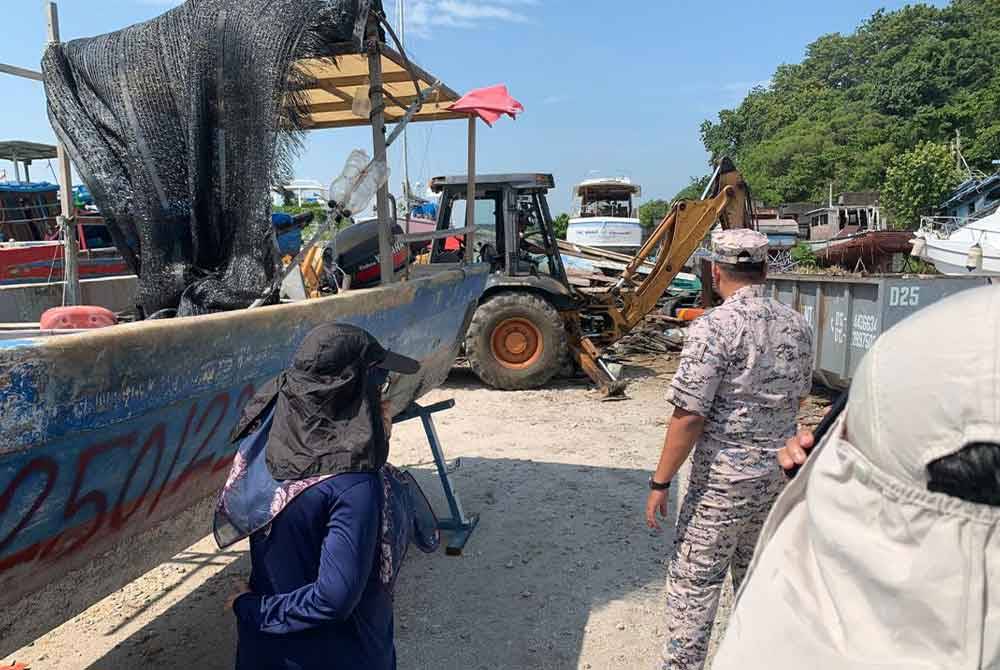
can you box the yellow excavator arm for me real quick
[571,157,753,394]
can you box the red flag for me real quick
[448,84,524,126]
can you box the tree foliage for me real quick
[551,213,570,240]
[699,0,1000,204]
[273,202,327,217]
[882,141,964,230]
[671,175,711,203]
[790,242,818,267]
[638,199,671,229]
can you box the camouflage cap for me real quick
[711,229,769,264]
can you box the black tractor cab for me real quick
[428,173,576,310]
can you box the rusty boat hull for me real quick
[0,265,487,651]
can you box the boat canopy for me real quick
[0,141,57,163]
[298,48,464,130]
[572,178,641,200]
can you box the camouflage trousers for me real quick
[659,452,785,670]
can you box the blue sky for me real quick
[0,0,946,214]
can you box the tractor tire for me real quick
[465,293,568,390]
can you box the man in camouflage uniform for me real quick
[644,229,814,670]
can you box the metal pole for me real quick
[367,30,395,284]
[397,0,411,212]
[465,116,476,263]
[24,162,31,183]
[13,156,21,183]
[0,63,44,81]
[47,1,79,305]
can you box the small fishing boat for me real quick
[0,264,486,613]
[801,192,913,271]
[0,0,496,651]
[567,177,644,254]
[912,209,1000,275]
[812,230,915,271]
[0,143,130,287]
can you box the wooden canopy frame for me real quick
[298,48,465,130]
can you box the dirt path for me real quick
[4,358,831,670]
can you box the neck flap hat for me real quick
[713,284,1000,670]
[214,324,439,591]
[233,322,420,480]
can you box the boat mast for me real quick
[46,1,80,306]
[398,0,412,209]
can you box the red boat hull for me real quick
[0,244,130,286]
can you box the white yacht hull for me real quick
[914,211,1000,276]
[917,237,1000,276]
[566,217,642,251]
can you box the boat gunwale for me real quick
[0,265,488,353]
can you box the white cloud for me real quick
[393,0,537,38]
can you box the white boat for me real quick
[567,177,643,254]
[913,210,1000,275]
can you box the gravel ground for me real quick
[4,356,832,670]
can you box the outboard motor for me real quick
[323,219,409,291]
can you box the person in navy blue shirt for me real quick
[232,473,391,669]
[218,323,422,670]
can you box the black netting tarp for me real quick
[42,0,378,316]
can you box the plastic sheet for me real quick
[328,149,389,215]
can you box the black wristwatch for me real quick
[648,476,671,491]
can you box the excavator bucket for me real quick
[572,337,627,397]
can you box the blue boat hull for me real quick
[0,266,487,647]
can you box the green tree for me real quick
[671,175,711,203]
[790,242,818,267]
[551,213,570,240]
[274,201,347,239]
[881,141,963,230]
[697,1,1000,205]
[274,201,327,218]
[638,199,671,230]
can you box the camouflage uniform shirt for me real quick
[659,283,814,670]
[667,284,814,478]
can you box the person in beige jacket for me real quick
[713,284,1000,669]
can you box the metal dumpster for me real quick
[767,274,991,388]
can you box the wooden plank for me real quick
[315,80,354,103]
[308,69,414,89]
[381,46,462,101]
[306,93,423,115]
[308,110,469,131]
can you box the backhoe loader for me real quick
[424,158,753,393]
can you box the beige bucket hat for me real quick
[713,284,1000,669]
